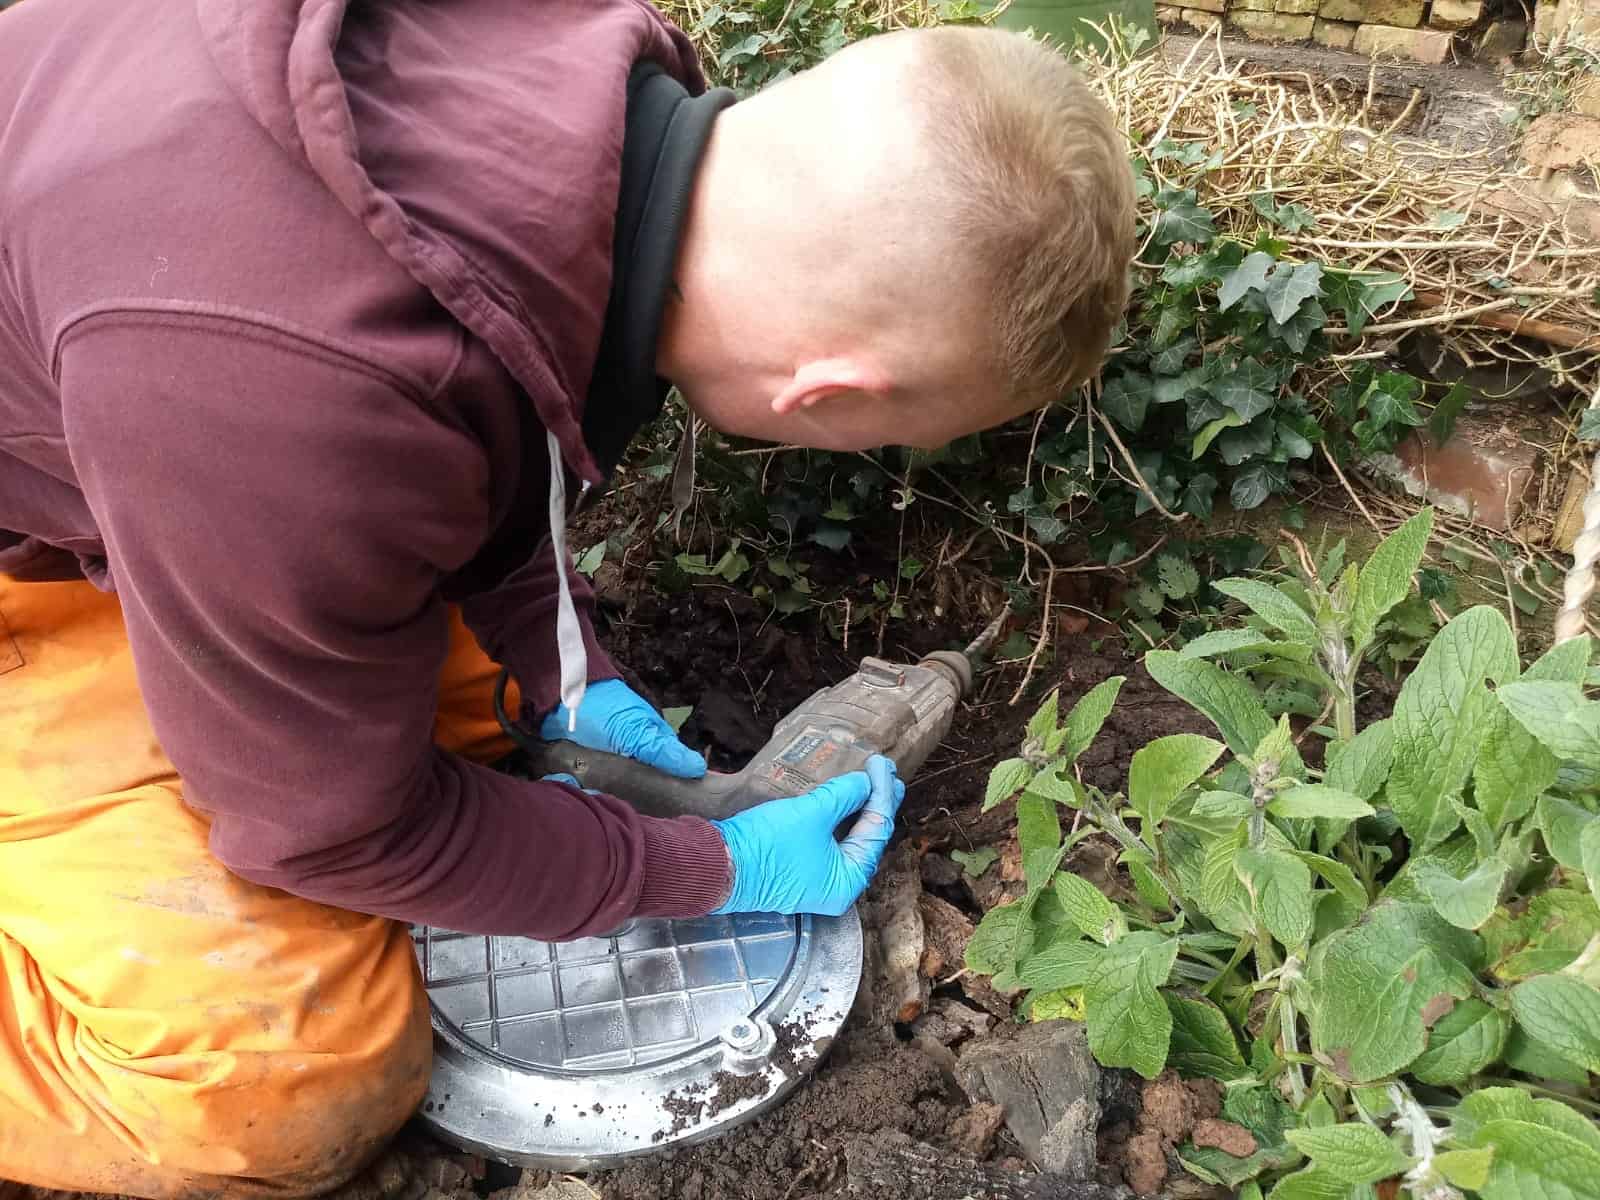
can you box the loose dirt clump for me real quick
[600,1028,959,1200]
[1098,1071,1227,1196]
[1191,1117,1258,1158]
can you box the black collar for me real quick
[581,63,735,480]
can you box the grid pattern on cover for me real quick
[412,913,800,1070]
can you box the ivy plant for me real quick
[968,507,1600,1199]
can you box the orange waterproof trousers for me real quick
[0,573,519,1198]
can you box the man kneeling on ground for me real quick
[0,1,1134,1194]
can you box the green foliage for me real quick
[967,507,1600,1197]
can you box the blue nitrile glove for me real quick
[711,755,906,917]
[541,678,706,779]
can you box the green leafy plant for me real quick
[968,506,1600,1199]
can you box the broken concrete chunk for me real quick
[955,1019,1100,1175]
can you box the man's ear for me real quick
[770,357,891,415]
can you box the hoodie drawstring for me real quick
[546,429,588,730]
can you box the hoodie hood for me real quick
[197,0,705,488]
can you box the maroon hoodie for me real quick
[0,0,734,938]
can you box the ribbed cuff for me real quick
[635,816,733,918]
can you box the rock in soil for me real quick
[954,1019,1100,1175]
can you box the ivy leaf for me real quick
[1055,873,1124,945]
[1411,855,1510,930]
[1230,461,1287,510]
[1409,996,1510,1085]
[1388,606,1519,850]
[950,846,998,878]
[809,524,852,551]
[1101,374,1150,432]
[1508,974,1600,1073]
[1082,932,1180,1079]
[1267,785,1374,821]
[1218,251,1273,312]
[1151,336,1197,377]
[1193,411,1246,460]
[1209,359,1278,422]
[1348,508,1433,650]
[1269,299,1328,355]
[1304,901,1479,1082]
[1262,261,1324,324]
[1153,200,1216,246]
[982,757,1032,812]
[1579,407,1600,442]
[1129,734,1227,827]
[1060,677,1125,763]
[1165,994,1249,1080]
[1321,270,1412,335]
[1429,382,1471,445]
[1179,473,1218,520]
[574,541,607,575]
[1283,1124,1411,1184]
[1146,651,1276,758]
[1235,847,1314,947]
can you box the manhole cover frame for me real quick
[413,910,862,1169]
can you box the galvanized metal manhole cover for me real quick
[412,911,862,1168]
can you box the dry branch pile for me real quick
[1079,32,1599,396]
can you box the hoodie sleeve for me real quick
[58,313,730,937]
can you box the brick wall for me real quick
[1154,0,1550,61]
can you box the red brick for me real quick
[1383,415,1539,532]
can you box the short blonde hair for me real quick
[914,27,1136,404]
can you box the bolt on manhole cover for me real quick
[412,910,861,1168]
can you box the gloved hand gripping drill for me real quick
[500,610,1006,917]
